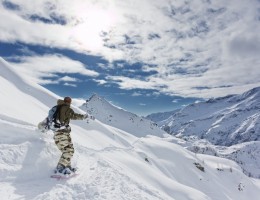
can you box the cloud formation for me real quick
[1,0,260,98]
[10,54,98,84]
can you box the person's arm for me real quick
[69,109,85,120]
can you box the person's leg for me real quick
[59,142,74,167]
[54,132,74,168]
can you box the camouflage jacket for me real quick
[56,99,85,125]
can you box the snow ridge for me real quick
[80,94,165,137]
[156,87,260,146]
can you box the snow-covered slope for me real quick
[170,138,260,179]
[1,57,260,200]
[80,94,165,137]
[146,110,180,126]
[148,88,260,178]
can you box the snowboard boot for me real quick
[54,164,77,175]
[62,167,73,175]
[54,164,69,175]
[67,165,77,173]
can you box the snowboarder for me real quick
[51,96,95,175]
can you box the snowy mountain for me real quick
[147,88,260,178]
[169,137,260,179]
[146,109,180,127]
[150,87,260,146]
[1,57,260,200]
[80,94,165,137]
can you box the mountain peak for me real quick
[87,93,102,101]
[231,86,260,102]
[81,95,165,137]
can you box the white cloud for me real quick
[107,75,164,90]
[0,0,124,60]
[64,82,77,87]
[172,99,180,103]
[104,0,260,98]
[10,54,98,84]
[1,0,260,98]
[150,92,161,97]
[59,76,79,82]
[94,79,107,85]
[132,92,142,96]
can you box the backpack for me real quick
[38,104,64,132]
[47,104,63,128]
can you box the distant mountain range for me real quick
[147,87,260,146]
[146,87,260,178]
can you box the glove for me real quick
[84,114,95,120]
[89,115,95,120]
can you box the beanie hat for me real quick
[64,96,72,104]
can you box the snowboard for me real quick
[50,173,78,180]
[38,118,49,133]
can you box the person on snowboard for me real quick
[51,96,95,175]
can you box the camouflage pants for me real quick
[54,129,74,167]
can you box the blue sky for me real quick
[0,0,260,116]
